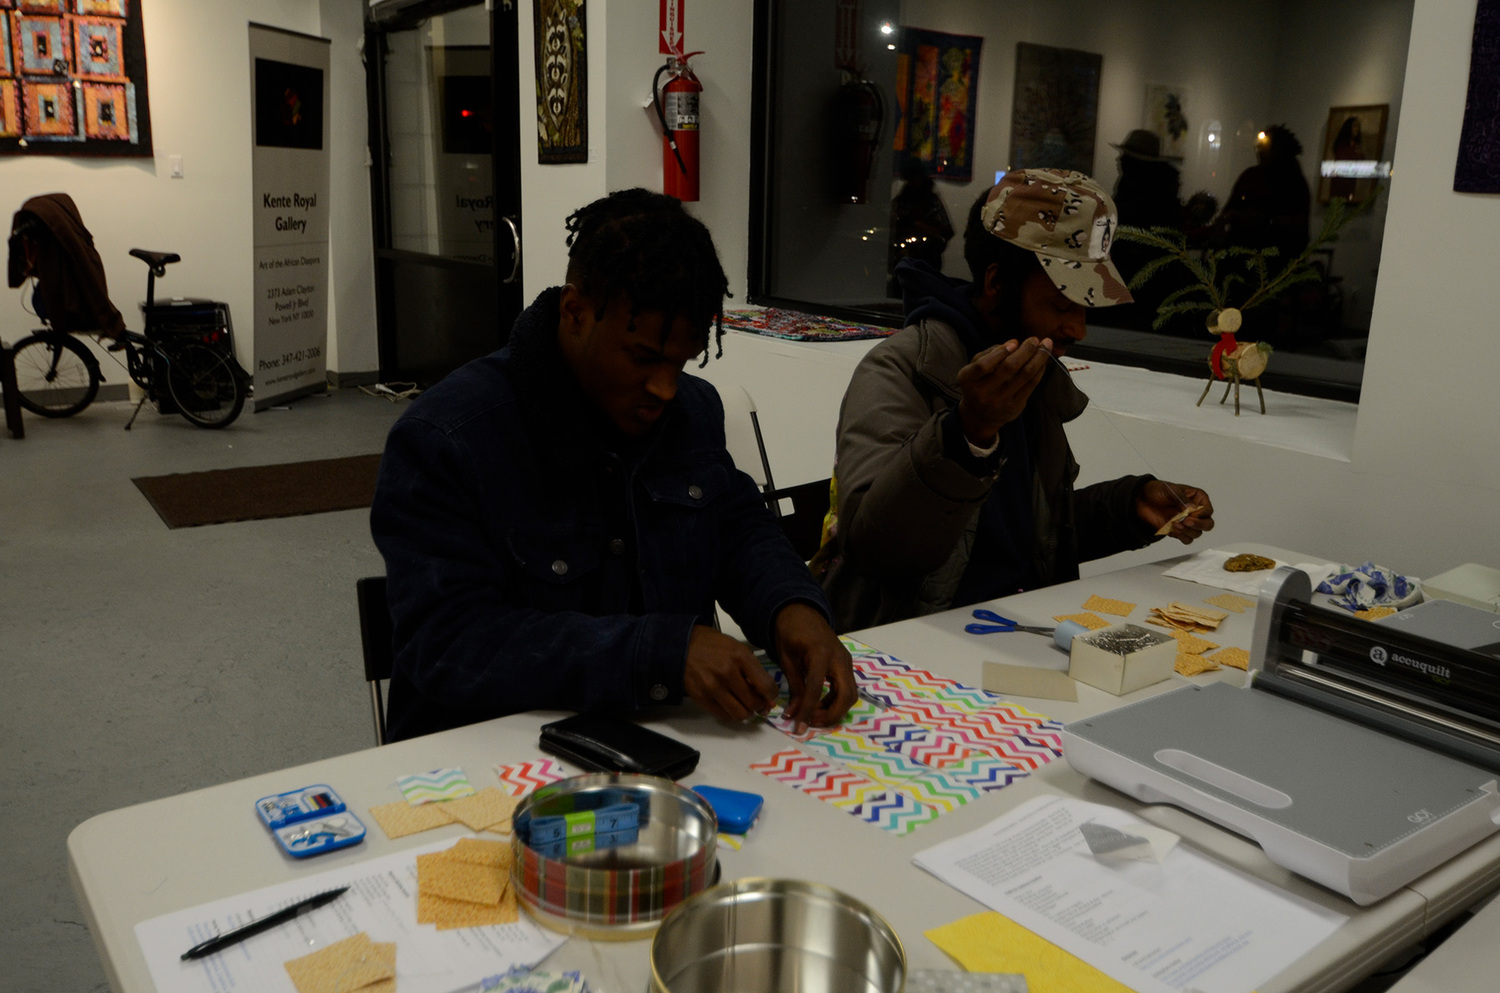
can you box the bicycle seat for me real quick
[129,248,181,270]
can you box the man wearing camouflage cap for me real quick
[812,169,1215,632]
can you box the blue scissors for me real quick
[965,609,1055,637]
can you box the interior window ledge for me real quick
[1068,356,1356,463]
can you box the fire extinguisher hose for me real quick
[653,62,689,176]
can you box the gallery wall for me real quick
[0,0,377,381]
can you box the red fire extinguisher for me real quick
[653,53,704,202]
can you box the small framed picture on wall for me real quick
[1320,104,1388,203]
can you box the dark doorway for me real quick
[367,0,523,386]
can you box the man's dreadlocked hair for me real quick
[563,188,730,365]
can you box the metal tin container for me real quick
[511,773,718,939]
[649,878,906,993]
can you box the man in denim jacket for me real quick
[372,190,855,741]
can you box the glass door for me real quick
[368,0,523,386]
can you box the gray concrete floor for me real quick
[0,387,408,993]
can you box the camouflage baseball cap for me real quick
[978,169,1132,308]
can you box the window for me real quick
[749,0,1415,402]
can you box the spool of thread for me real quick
[1053,619,1089,653]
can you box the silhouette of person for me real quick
[1108,130,1184,329]
[1329,115,1365,202]
[887,158,954,296]
[1215,124,1310,266]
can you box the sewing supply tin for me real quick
[253,784,366,858]
[512,773,718,939]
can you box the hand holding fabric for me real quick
[1136,481,1215,543]
[684,625,780,724]
[773,602,858,733]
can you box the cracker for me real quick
[441,787,520,832]
[1204,593,1255,614]
[1053,611,1111,630]
[1355,606,1398,621]
[368,798,455,839]
[1174,653,1219,676]
[1082,594,1135,617]
[447,836,512,870]
[1209,647,1251,670]
[284,933,394,993]
[416,851,506,905]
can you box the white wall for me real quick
[517,0,756,305]
[0,0,376,379]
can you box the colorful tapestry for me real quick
[752,638,1064,835]
[721,307,896,343]
[1456,0,1500,193]
[533,0,587,163]
[2,0,151,156]
[1010,42,1101,175]
[893,27,981,182]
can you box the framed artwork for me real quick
[1,0,152,156]
[1319,103,1388,203]
[892,27,982,182]
[1455,0,1500,193]
[1143,83,1189,160]
[253,57,324,150]
[533,0,587,164]
[1009,42,1101,175]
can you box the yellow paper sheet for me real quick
[925,912,1132,993]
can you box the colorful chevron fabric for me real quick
[395,767,475,805]
[494,758,569,796]
[752,639,1066,834]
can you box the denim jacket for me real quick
[371,287,829,740]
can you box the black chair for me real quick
[356,575,394,746]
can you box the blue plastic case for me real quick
[254,784,366,858]
[692,786,763,834]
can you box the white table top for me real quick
[68,544,1500,993]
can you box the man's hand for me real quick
[1136,481,1215,543]
[684,625,780,724]
[954,338,1053,448]
[773,603,858,733]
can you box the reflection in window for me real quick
[752,0,1414,401]
[386,5,494,264]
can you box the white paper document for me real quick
[135,839,566,993]
[913,795,1347,993]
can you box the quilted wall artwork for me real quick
[1,0,152,156]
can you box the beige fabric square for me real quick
[1209,646,1251,670]
[284,932,394,993]
[447,836,512,869]
[368,799,455,839]
[416,851,505,905]
[418,887,519,930]
[1204,593,1255,613]
[1175,653,1219,676]
[1053,611,1110,630]
[1082,594,1135,617]
[441,788,521,832]
[1168,631,1219,655]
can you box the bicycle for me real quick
[8,248,247,430]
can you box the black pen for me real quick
[180,886,349,961]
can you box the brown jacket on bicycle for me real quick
[7,193,126,339]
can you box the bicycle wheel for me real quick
[164,343,245,428]
[10,333,100,417]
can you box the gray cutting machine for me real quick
[1063,567,1500,905]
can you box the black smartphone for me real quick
[538,713,700,780]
